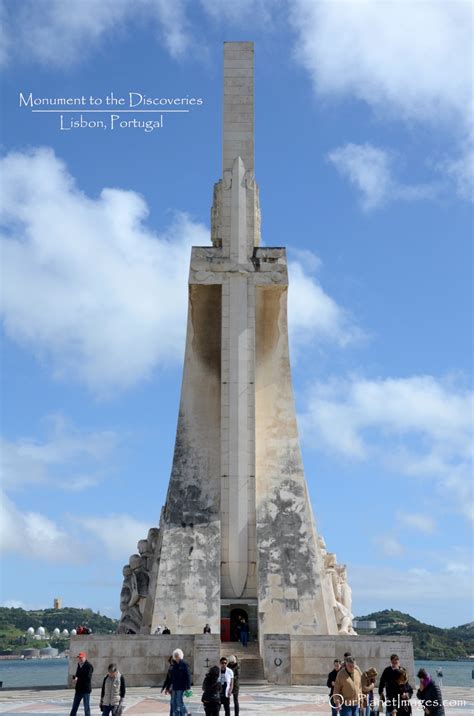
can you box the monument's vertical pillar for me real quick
[220,43,257,600]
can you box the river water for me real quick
[0,658,473,689]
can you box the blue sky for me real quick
[0,0,472,629]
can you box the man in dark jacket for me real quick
[170,648,191,716]
[70,651,93,716]
[417,668,445,716]
[327,659,342,716]
[378,654,402,714]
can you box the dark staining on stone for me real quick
[166,422,218,526]
[257,478,316,600]
[189,284,222,375]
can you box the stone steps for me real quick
[220,641,268,685]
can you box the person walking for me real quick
[201,665,221,716]
[228,655,240,716]
[161,656,175,716]
[378,654,402,716]
[70,651,93,716]
[416,668,445,716]
[361,667,378,716]
[218,656,234,716]
[327,659,342,716]
[169,649,191,716]
[333,656,362,716]
[99,663,126,716]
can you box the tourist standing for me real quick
[394,667,413,716]
[416,668,445,716]
[333,656,362,716]
[378,654,402,715]
[218,656,234,716]
[228,655,240,716]
[361,667,378,716]
[99,663,126,716]
[70,651,93,716]
[436,667,443,687]
[201,665,221,716]
[239,617,249,647]
[327,659,342,716]
[169,649,191,716]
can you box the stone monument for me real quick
[118,40,348,640]
[70,42,413,687]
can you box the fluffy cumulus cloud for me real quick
[300,375,473,520]
[291,0,473,200]
[1,414,117,491]
[1,0,189,67]
[0,491,80,561]
[0,147,206,393]
[328,143,437,211]
[77,515,152,560]
[1,148,353,393]
[288,252,358,349]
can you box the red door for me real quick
[220,617,230,641]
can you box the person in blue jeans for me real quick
[70,652,93,716]
[333,656,362,716]
[239,617,249,647]
[169,648,192,716]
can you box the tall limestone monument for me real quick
[118,42,355,645]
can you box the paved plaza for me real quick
[0,685,473,716]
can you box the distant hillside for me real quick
[356,609,474,660]
[0,607,118,655]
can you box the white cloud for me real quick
[375,535,404,558]
[328,143,437,210]
[291,0,473,200]
[1,148,354,393]
[1,600,26,609]
[291,0,472,130]
[1,0,189,68]
[1,414,117,491]
[352,562,473,606]
[77,515,152,559]
[396,512,435,535]
[0,491,80,561]
[0,147,207,394]
[288,258,359,348]
[300,375,473,520]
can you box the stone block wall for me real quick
[68,634,220,689]
[263,634,414,686]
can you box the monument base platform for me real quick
[264,634,415,685]
[69,633,413,688]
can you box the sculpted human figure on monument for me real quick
[322,551,357,635]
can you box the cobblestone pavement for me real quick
[0,686,472,716]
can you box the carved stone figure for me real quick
[118,529,158,633]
